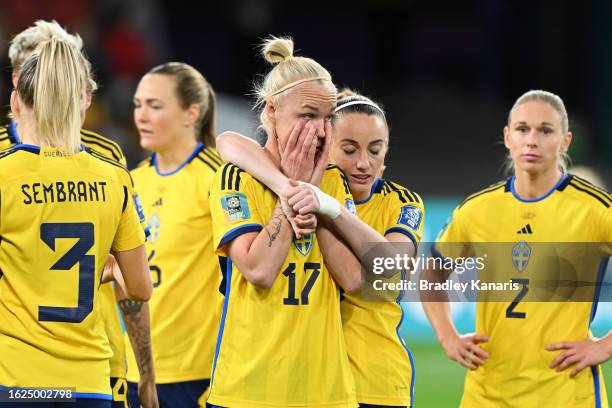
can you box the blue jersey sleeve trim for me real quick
[384,227,418,247]
[589,257,609,325]
[153,142,203,176]
[591,366,602,408]
[394,269,415,407]
[74,392,113,400]
[218,224,263,248]
[210,257,233,391]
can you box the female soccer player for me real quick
[422,90,611,407]
[0,38,152,407]
[4,20,157,408]
[208,36,409,408]
[216,89,424,407]
[127,62,221,408]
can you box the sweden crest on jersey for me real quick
[294,233,314,256]
[512,240,531,272]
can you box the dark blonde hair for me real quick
[17,38,90,153]
[149,62,216,147]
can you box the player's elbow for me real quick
[216,131,240,163]
[126,281,153,302]
[242,267,276,289]
[341,277,363,294]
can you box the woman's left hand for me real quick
[547,338,612,377]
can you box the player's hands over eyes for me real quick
[547,338,612,377]
[441,333,489,370]
[138,376,159,408]
[278,120,318,182]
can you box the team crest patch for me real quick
[221,193,250,222]
[398,205,422,230]
[294,233,314,256]
[345,198,356,215]
[512,240,531,272]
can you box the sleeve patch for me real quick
[133,192,146,223]
[221,193,251,222]
[345,198,356,215]
[398,205,422,230]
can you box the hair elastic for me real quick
[268,76,330,98]
[335,100,385,116]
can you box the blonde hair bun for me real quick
[261,36,294,65]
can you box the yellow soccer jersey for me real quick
[126,143,223,384]
[342,178,424,406]
[1,122,129,380]
[208,164,357,408]
[0,144,145,398]
[434,174,611,408]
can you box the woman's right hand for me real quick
[278,120,318,182]
[441,332,489,370]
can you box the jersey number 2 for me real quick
[506,278,529,319]
[39,222,95,323]
[283,262,320,306]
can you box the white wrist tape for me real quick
[301,182,342,219]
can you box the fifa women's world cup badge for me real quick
[221,193,250,222]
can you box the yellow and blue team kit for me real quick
[0,143,145,399]
[208,164,358,408]
[0,123,132,400]
[434,174,611,408]
[126,143,223,390]
[342,178,424,407]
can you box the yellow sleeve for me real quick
[210,164,264,256]
[319,165,356,214]
[112,170,146,252]
[383,187,425,245]
[602,206,612,256]
[432,204,469,259]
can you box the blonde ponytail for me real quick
[17,38,88,153]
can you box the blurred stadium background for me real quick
[0,0,610,405]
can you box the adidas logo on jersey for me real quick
[152,197,163,207]
[517,224,533,234]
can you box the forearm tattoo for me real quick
[266,213,286,247]
[118,299,153,376]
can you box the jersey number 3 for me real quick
[39,222,95,323]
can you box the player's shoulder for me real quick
[83,146,133,185]
[561,174,611,210]
[193,145,223,174]
[322,164,351,195]
[0,144,39,168]
[457,178,509,211]
[376,178,423,207]
[80,128,125,164]
[0,122,19,151]
[214,162,254,192]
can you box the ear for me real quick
[503,126,510,149]
[184,103,200,127]
[10,90,20,118]
[265,100,276,127]
[11,72,18,88]
[561,131,573,153]
[85,92,92,110]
